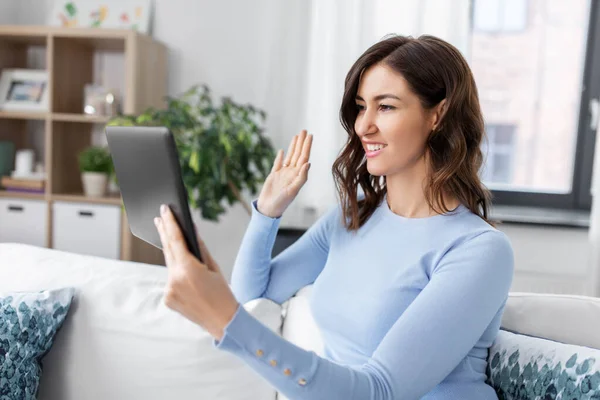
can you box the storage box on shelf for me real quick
[0,25,167,265]
[52,201,121,259]
[0,198,47,247]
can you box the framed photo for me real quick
[48,0,153,34]
[0,69,49,112]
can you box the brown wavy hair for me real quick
[332,34,493,230]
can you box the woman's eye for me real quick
[379,104,394,111]
[356,104,365,111]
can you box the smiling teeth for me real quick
[367,144,386,151]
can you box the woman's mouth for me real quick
[365,143,387,158]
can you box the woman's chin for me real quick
[366,162,386,177]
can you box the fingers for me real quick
[159,205,189,261]
[271,149,284,173]
[286,162,311,195]
[297,133,313,166]
[194,224,214,263]
[194,225,225,275]
[290,130,307,167]
[196,232,221,274]
[154,217,174,266]
[283,135,297,167]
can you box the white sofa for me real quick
[1,243,600,400]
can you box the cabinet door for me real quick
[0,199,47,247]
[53,202,121,259]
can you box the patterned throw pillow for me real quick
[0,288,75,399]
[487,330,600,400]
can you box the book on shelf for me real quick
[1,176,46,191]
[3,187,45,194]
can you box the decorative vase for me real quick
[82,172,108,197]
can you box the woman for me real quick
[154,34,514,399]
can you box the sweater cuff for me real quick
[212,303,245,351]
[247,199,282,236]
[212,304,319,388]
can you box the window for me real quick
[471,0,600,210]
[473,0,528,33]
[481,124,516,185]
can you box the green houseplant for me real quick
[108,84,276,221]
[78,146,113,197]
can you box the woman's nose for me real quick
[355,111,377,137]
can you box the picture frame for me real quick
[48,0,153,34]
[0,69,49,112]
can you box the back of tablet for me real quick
[105,126,201,261]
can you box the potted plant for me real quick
[108,84,276,221]
[78,146,113,197]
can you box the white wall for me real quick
[0,1,16,24]
[5,1,594,295]
[497,224,592,295]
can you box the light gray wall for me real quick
[497,224,592,295]
[5,1,593,295]
[0,1,17,24]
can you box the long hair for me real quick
[332,34,493,230]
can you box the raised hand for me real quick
[256,129,313,218]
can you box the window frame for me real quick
[474,0,600,211]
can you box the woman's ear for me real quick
[431,99,447,132]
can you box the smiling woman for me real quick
[158,34,514,400]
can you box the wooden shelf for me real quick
[51,193,123,206]
[0,26,46,45]
[0,190,46,201]
[0,26,134,49]
[0,25,166,265]
[0,25,130,37]
[0,111,49,120]
[52,113,111,124]
[0,112,111,123]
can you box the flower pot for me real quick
[108,176,120,194]
[81,172,108,197]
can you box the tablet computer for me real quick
[105,126,202,262]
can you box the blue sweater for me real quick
[214,195,514,399]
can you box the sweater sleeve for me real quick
[215,230,514,400]
[230,200,338,305]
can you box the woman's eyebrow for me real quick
[355,94,402,101]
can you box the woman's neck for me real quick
[384,159,459,218]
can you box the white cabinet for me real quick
[0,198,48,247]
[52,201,121,259]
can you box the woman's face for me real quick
[354,63,437,178]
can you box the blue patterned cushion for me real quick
[487,330,600,399]
[0,288,75,399]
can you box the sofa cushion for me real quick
[277,285,323,400]
[0,288,75,399]
[487,330,600,399]
[502,292,600,349]
[280,285,324,355]
[0,243,283,400]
